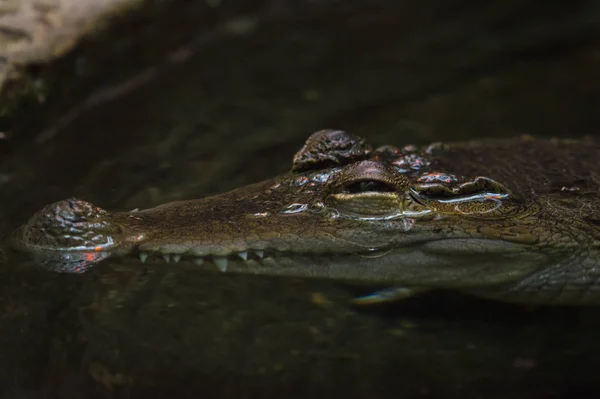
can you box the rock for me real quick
[0,0,145,112]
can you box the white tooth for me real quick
[163,254,171,263]
[194,258,205,265]
[172,254,182,263]
[213,257,228,272]
[255,250,264,259]
[139,252,148,263]
[238,251,248,261]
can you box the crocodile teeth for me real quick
[255,250,264,259]
[238,251,248,261]
[172,254,182,263]
[213,257,228,272]
[163,254,171,263]
[194,258,204,265]
[139,252,148,263]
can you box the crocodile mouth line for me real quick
[136,248,266,272]
[132,246,406,273]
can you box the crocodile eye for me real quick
[327,160,405,195]
[343,180,396,194]
[324,160,415,218]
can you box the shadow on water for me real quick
[1,0,600,397]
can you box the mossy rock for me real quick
[0,0,147,116]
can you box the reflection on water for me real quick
[1,0,600,397]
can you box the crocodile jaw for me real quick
[124,241,549,290]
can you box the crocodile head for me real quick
[11,130,600,304]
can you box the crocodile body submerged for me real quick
[11,130,600,305]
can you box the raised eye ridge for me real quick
[412,175,514,200]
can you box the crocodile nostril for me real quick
[54,198,108,222]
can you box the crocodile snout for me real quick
[10,198,121,272]
[11,198,117,253]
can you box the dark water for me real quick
[1,0,600,397]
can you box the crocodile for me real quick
[10,130,600,305]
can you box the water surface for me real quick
[1,1,600,397]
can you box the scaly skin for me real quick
[11,130,600,304]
